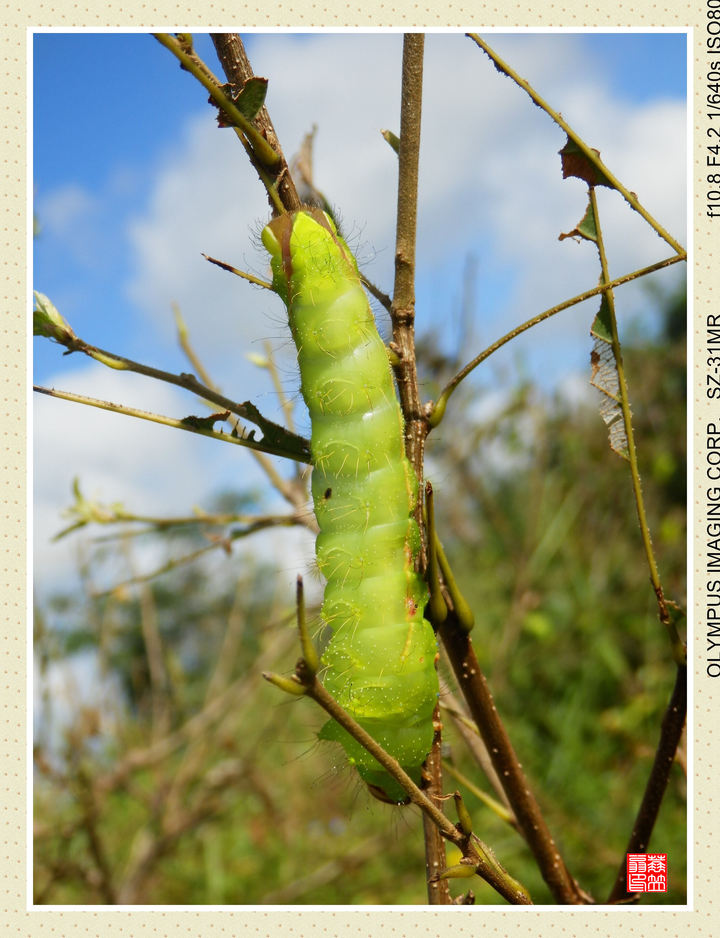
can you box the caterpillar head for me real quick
[261,208,357,306]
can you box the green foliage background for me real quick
[33,288,686,905]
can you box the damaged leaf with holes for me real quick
[590,296,629,460]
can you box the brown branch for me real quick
[289,668,532,904]
[439,613,592,904]
[387,33,451,903]
[210,33,301,214]
[390,34,428,482]
[422,703,452,904]
[607,663,687,903]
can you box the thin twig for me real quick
[204,578,251,703]
[89,515,303,597]
[39,329,310,461]
[439,680,516,824]
[137,579,171,740]
[259,339,309,488]
[56,507,300,543]
[586,189,687,902]
[262,339,297,436]
[588,187,685,664]
[442,760,517,829]
[93,540,230,597]
[466,34,686,257]
[153,34,281,171]
[429,252,685,428]
[607,664,686,903]
[173,302,212,385]
[202,253,273,290]
[361,274,393,315]
[33,384,309,463]
[172,305,315,522]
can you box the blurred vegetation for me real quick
[33,286,686,905]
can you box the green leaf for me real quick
[33,291,76,344]
[590,294,613,342]
[381,129,400,154]
[559,199,598,243]
[180,411,231,431]
[224,77,268,121]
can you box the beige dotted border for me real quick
[3,3,714,935]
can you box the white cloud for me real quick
[38,183,97,233]
[33,362,291,596]
[35,183,103,269]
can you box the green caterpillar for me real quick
[261,209,438,803]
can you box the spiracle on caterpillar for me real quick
[262,208,438,805]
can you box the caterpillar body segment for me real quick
[262,208,438,804]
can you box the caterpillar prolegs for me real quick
[261,209,438,803]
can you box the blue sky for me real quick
[33,32,686,378]
[33,31,687,372]
[32,32,687,593]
